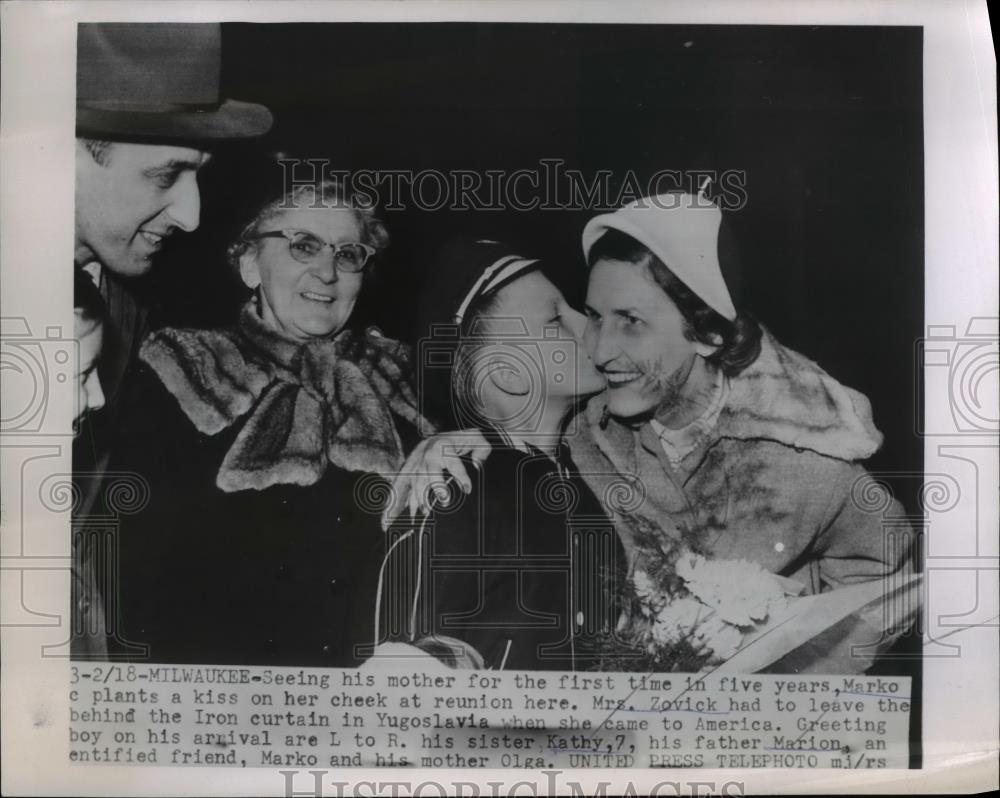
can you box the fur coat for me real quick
[104,303,431,666]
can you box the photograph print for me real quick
[68,17,924,752]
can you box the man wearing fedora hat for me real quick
[72,23,272,659]
[75,22,272,405]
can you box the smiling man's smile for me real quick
[138,229,168,248]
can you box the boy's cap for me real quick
[416,238,541,335]
[413,238,543,429]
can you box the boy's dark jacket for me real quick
[383,433,625,671]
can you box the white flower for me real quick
[676,554,789,627]
[650,596,707,646]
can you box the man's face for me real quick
[74,141,211,276]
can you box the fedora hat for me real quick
[76,23,273,141]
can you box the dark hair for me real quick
[587,228,761,376]
[78,137,113,167]
[74,268,107,325]
[226,177,389,281]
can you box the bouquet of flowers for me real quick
[593,514,804,672]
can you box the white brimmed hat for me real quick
[582,192,738,322]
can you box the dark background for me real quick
[143,22,923,763]
[151,22,923,494]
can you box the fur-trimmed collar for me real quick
[582,327,883,468]
[140,302,433,492]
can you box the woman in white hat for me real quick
[389,193,914,673]
[573,193,915,668]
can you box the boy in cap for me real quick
[380,239,624,670]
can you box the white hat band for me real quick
[453,255,540,325]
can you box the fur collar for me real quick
[583,327,882,468]
[140,302,433,492]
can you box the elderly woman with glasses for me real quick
[108,179,432,667]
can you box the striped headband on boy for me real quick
[453,252,540,325]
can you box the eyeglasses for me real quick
[244,229,376,273]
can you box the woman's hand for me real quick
[381,429,492,528]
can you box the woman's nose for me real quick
[587,323,617,367]
[311,253,339,283]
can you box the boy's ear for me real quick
[487,353,530,397]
